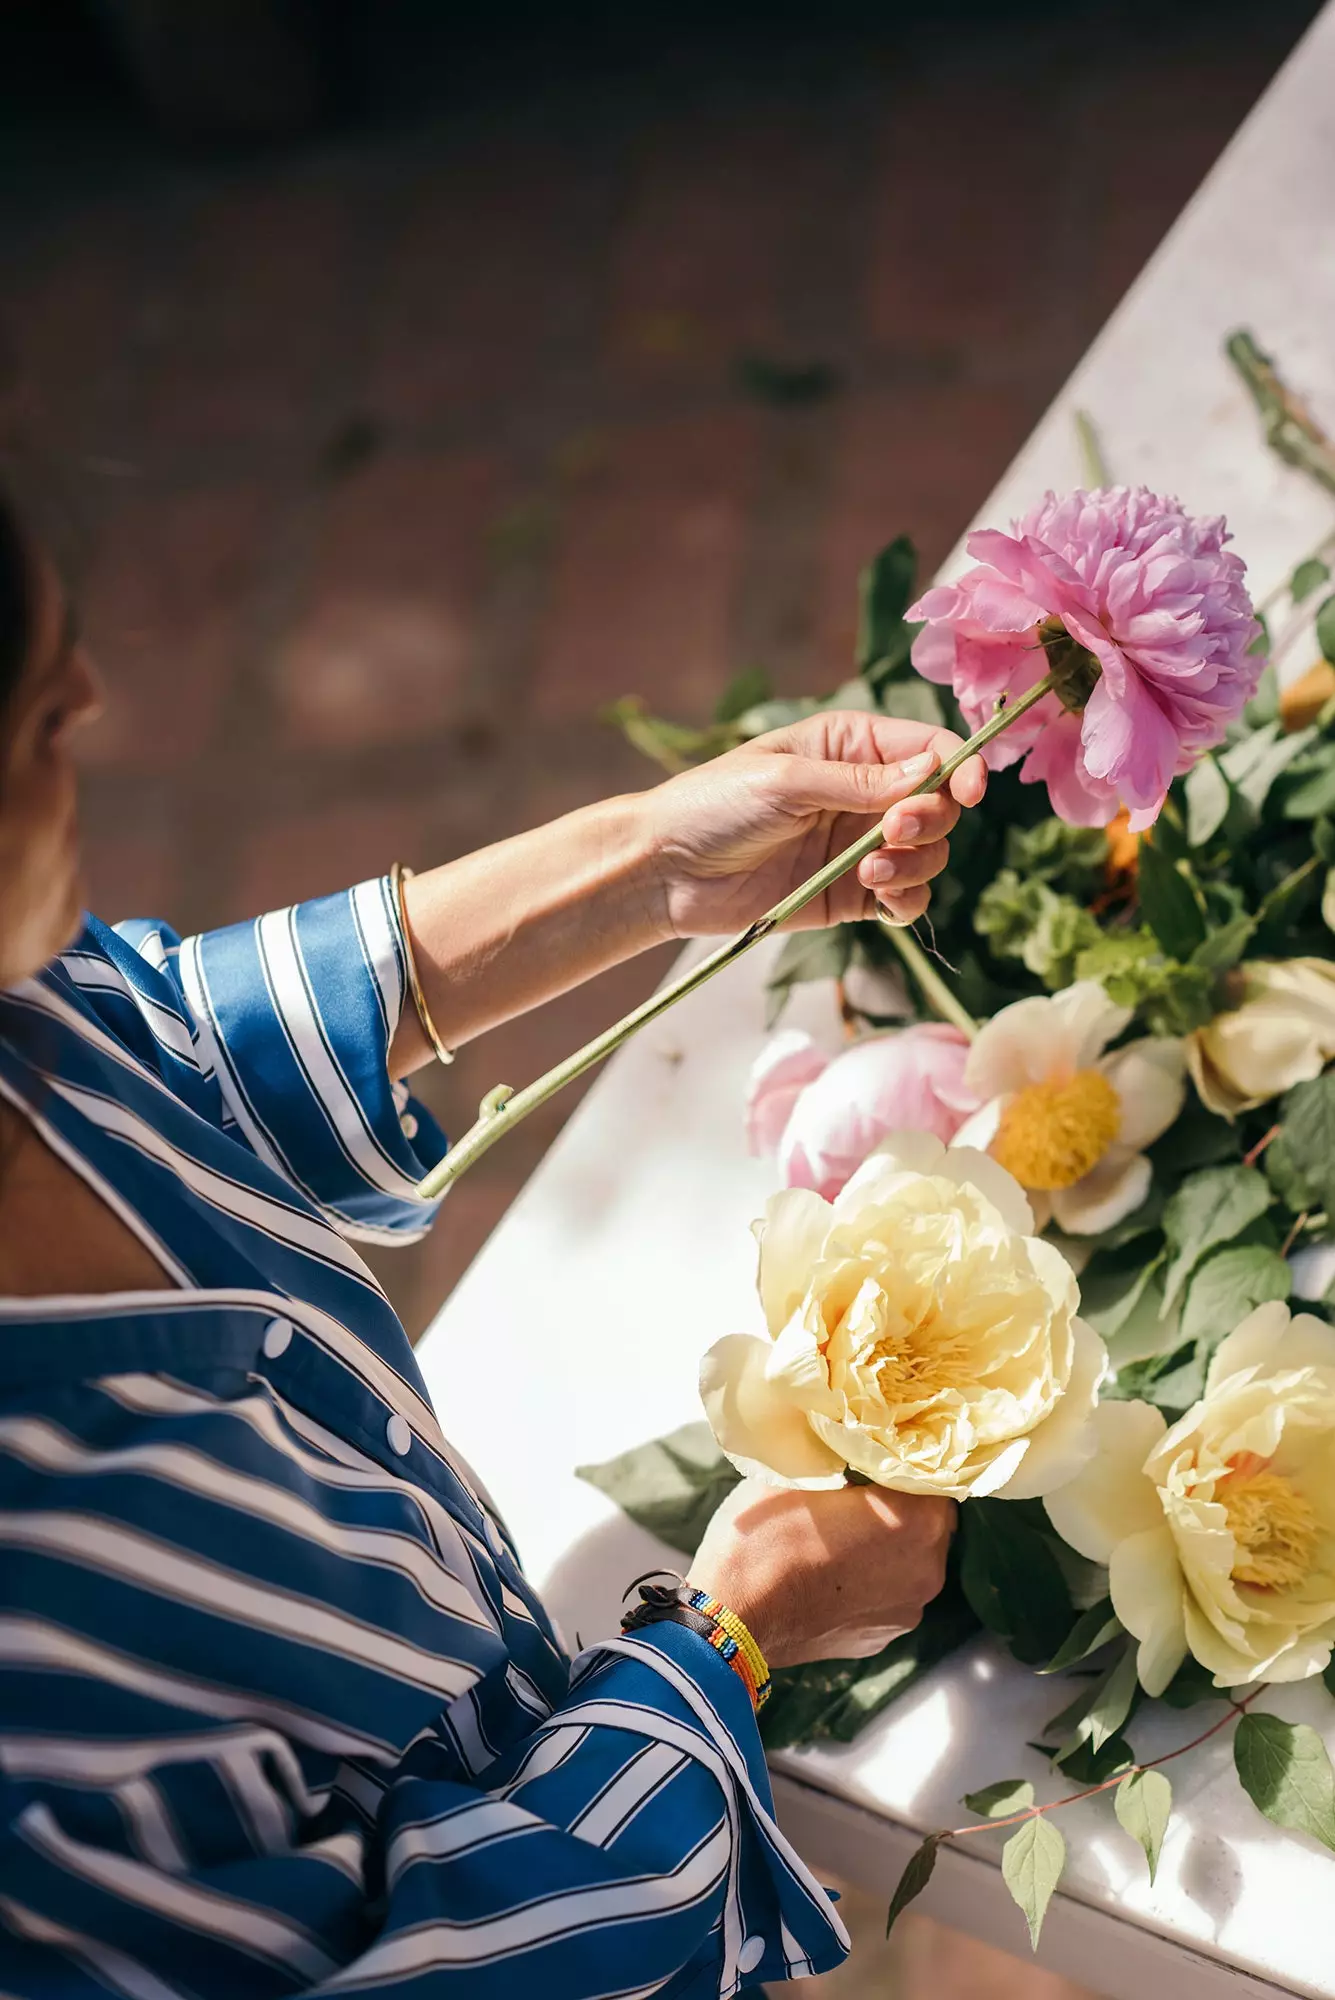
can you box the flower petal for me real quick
[1049,1150,1152,1236]
[1100,1038,1186,1151]
[745,1030,830,1156]
[1202,1299,1297,1392]
[1110,1524,1189,1696]
[754,1187,832,1338]
[995,1315,1108,1499]
[1044,1398,1167,1562]
[699,1334,846,1488]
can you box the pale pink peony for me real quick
[908,486,1263,830]
[746,1024,979,1201]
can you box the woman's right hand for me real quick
[688,1479,954,1669]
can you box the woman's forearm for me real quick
[389,795,669,1075]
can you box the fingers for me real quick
[769,712,988,812]
[858,836,949,897]
[780,746,942,819]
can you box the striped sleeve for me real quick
[0,1383,850,1998]
[136,879,447,1242]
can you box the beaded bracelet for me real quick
[621,1576,771,1712]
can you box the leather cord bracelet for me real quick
[621,1575,771,1712]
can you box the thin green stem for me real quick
[879,921,977,1040]
[1073,409,1109,489]
[415,674,1056,1198]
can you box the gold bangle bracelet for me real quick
[390,862,455,1066]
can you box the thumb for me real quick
[782,747,939,816]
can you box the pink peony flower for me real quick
[908,486,1263,830]
[746,1024,979,1201]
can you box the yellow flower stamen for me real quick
[991,1069,1121,1191]
[871,1305,975,1402]
[1220,1464,1318,1590]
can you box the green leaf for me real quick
[1041,1600,1123,1675]
[1281,746,1335,820]
[713,665,771,724]
[1234,1712,1335,1850]
[1148,1101,1241,1179]
[1314,814,1335,866]
[764,926,853,1028]
[1137,841,1208,958]
[1265,1130,1322,1214]
[1324,868,1335,934]
[1281,1072,1335,1219]
[1003,819,1107,893]
[885,1832,942,1936]
[1178,1244,1290,1354]
[875,679,946,728]
[1161,1166,1274,1313]
[1056,1644,1140,1760]
[1115,1770,1172,1884]
[1079,1246,1166,1343]
[575,1422,740,1557]
[856,536,918,680]
[1292,557,1331,603]
[958,1500,1075,1666]
[1190,915,1255,975]
[963,1779,1035,1818]
[1221,720,1317,813]
[1033,1731,1135,1785]
[1246,657,1279,723]
[1184,756,1232,848]
[1002,1815,1066,1951]
[1158,1656,1222,1709]
[1317,594,1335,665]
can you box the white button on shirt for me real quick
[737,1936,765,1975]
[386,1413,412,1457]
[262,1317,293,1360]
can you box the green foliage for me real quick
[1280,1072,1335,1219]
[1178,1244,1290,1352]
[1002,1815,1066,1951]
[1114,1770,1172,1884]
[856,536,919,686]
[1161,1165,1274,1313]
[1137,841,1209,958]
[1052,1645,1141,1764]
[1041,1600,1122,1675]
[1234,1713,1335,1851]
[885,1833,942,1936]
[1073,931,1216,1036]
[1157,1657,1222,1709]
[713,666,772,723]
[963,1779,1035,1818]
[1003,818,1108,894]
[575,1422,739,1556]
[1318,593,1335,664]
[1291,556,1330,602]
[958,1500,1074,1667]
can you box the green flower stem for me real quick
[1073,409,1109,489]
[877,920,977,1040]
[415,673,1056,1198]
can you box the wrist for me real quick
[581,791,675,951]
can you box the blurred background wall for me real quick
[0,0,1320,1343]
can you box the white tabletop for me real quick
[417,12,1335,1994]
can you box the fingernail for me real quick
[866,853,899,883]
[891,812,923,842]
[899,752,936,782]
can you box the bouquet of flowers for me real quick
[577,334,1335,1950]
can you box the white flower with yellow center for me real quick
[952,982,1185,1236]
[1045,1302,1335,1692]
[699,1131,1107,1501]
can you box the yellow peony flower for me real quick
[952,982,1185,1236]
[1045,1302,1335,1692]
[700,1131,1107,1501]
[1184,958,1335,1118]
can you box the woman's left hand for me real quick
[640,711,987,936]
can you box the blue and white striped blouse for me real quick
[0,880,849,1998]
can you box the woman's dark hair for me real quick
[0,486,33,714]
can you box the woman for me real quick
[0,478,983,1997]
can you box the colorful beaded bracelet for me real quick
[621,1576,771,1712]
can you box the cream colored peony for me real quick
[1184,958,1335,1118]
[1046,1302,1335,1692]
[700,1131,1107,1501]
[952,982,1184,1236]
